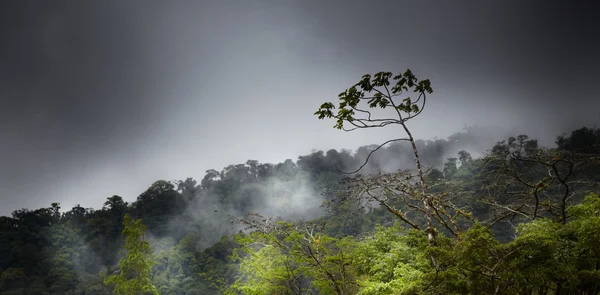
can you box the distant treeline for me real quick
[0,126,599,294]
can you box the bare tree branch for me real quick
[336,138,410,174]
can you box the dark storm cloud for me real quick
[0,1,208,213]
[0,0,317,214]
[289,0,600,140]
[1,0,599,216]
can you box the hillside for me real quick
[1,124,599,294]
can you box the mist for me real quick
[129,125,563,252]
[1,0,599,217]
[1,1,600,293]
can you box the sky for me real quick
[1,0,599,216]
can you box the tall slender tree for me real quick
[104,214,159,295]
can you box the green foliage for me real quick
[1,70,599,295]
[228,224,359,295]
[351,225,429,295]
[0,268,27,291]
[229,195,600,294]
[104,214,159,295]
[443,157,458,179]
[227,244,293,295]
[314,70,432,130]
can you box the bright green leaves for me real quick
[229,226,359,295]
[564,192,600,267]
[314,69,433,130]
[567,192,600,219]
[229,195,600,295]
[103,214,159,295]
[227,245,291,295]
[352,225,428,295]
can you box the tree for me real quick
[477,135,581,225]
[556,127,600,153]
[457,150,472,167]
[104,195,128,212]
[133,181,186,235]
[177,178,201,201]
[314,70,472,244]
[104,214,159,295]
[227,218,358,295]
[443,157,458,179]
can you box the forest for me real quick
[1,70,600,295]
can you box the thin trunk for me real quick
[402,122,435,244]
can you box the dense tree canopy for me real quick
[1,70,599,294]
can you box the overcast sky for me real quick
[1,0,599,216]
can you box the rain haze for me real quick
[1,0,599,216]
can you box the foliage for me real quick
[227,222,359,295]
[0,69,599,294]
[230,195,600,294]
[103,214,159,295]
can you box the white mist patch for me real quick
[146,233,176,255]
[254,171,325,221]
[161,168,328,250]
